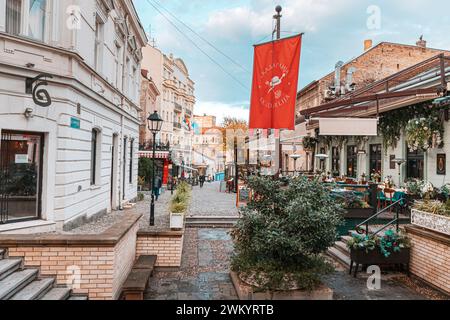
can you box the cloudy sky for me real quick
[134,0,450,124]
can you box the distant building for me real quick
[141,45,196,179]
[192,115,225,179]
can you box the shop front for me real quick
[0,130,43,224]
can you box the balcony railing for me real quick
[173,122,182,129]
[139,140,171,151]
[174,103,183,112]
[185,109,192,116]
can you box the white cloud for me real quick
[204,0,354,41]
[194,101,249,124]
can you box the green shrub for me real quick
[231,176,344,291]
[169,182,192,213]
[137,192,145,202]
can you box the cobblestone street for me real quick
[188,182,239,217]
[145,182,238,300]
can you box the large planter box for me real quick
[349,248,410,277]
[411,209,450,236]
[170,212,184,230]
[230,272,333,300]
[344,208,375,219]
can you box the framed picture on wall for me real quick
[437,154,446,175]
[390,155,396,170]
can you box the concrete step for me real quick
[185,216,239,228]
[327,246,351,268]
[10,278,55,300]
[40,287,71,300]
[341,235,352,244]
[0,259,22,280]
[334,241,350,255]
[0,269,38,300]
[68,295,88,300]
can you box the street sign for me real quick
[70,117,80,129]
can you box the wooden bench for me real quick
[121,255,157,300]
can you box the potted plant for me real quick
[169,182,191,230]
[332,191,373,219]
[411,200,450,236]
[230,176,343,299]
[370,170,381,183]
[347,230,411,277]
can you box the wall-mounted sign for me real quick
[25,73,53,107]
[70,117,81,129]
[15,154,28,164]
[319,118,378,136]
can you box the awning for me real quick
[318,118,378,136]
[138,151,170,160]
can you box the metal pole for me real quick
[274,6,282,176]
[234,137,238,193]
[150,132,156,226]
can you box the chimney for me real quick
[364,39,373,51]
[416,35,427,48]
[334,61,344,95]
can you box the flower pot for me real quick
[170,212,184,230]
[411,209,450,236]
[349,248,410,277]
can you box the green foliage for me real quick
[379,101,445,152]
[347,230,410,258]
[332,192,371,209]
[169,182,191,213]
[137,192,145,202]
[302,136,318,151]
[231,176,344,291]
[138,158,154,186]
[405,117,443,151]
[413,200,450,217]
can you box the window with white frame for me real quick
[5,0,47,41]
[94,17,104,72]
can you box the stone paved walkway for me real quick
[145,181,238,300]
[145,228,237,300]
[188,182,239,217]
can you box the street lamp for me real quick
[315,154,329,173]
[394,158,406,187]
[147,111,163,226]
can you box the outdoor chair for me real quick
[377,188,387,210]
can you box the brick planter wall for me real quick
[405,225,450,295]
[136,231,184,267]
[0,213,142,300]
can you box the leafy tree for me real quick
[231,176,344,291]
[138,158,154,189]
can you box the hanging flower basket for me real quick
[405,117,444,151]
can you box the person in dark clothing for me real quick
[199,175,206,188]
[154,176,162,201]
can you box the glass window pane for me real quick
[6,0,22,35]
[28,0,46,41]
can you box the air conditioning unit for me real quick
[324,88,336,100]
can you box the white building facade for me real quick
[0,0,147,232]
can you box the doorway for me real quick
[0,130,44,224]
[111,134,119,210]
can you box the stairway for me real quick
[327,235,353,268]
[185,216,239,228]
[0,249,88,300]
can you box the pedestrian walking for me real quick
[199,175,206,188]
[154,176,162,201]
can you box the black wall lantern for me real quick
[25,73,53,107]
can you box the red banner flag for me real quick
[249,35,302,130]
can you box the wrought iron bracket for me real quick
[25,73,53,107]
